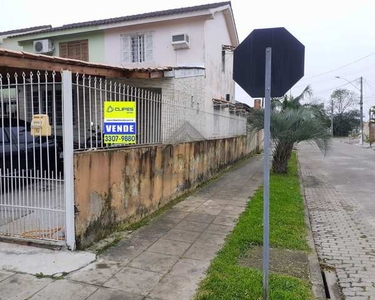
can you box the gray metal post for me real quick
[360,76,363,145]
[62,70,76,250]
[331,97,334,137]
[263,47,272,300]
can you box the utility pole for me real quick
[360,76,364,145]
[331,96,334,136]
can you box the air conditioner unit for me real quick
[172,34,190,50]
[33,39,53,54]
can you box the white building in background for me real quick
[1,2,246,142]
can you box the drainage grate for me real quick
[321,271,331,299]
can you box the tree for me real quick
[248,107,331,173]
[329,88,360,136]
[330,88,358,115]
[304,102,331,126]
[333,110,360,136]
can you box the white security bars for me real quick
[73,74,248,151]
[0,71,66,243]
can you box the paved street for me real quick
[299,139,375,299]
[0,155,263,300]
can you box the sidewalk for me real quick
[0,154,263,300]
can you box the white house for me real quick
[1,2,243,141]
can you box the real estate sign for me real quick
[103,101,136,144]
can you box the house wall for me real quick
[204,10,235,104]
[202,11,236,138]
[0,38,23,51]
[104,17,206,68]
[74,134,259,248]
[12,31,105,63]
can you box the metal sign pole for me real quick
[263,47,272,300]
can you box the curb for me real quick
[296,150,327,300]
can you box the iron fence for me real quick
[0,71,66,242]
[72,74,248,151]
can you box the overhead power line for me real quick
[299,51,375,82]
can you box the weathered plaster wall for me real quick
[74,134,259,248]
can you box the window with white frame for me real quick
[121,32,153,64]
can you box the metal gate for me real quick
[0,70,74,248]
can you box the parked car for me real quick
[0,119,64,179]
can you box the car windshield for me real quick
[0,130,9,143]
[10,127,34,143]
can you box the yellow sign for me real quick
[104,101,137,145]
[30,114,52,136]
[103,134,136,144]
[104,101,136,121]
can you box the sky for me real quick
[1,0,375,119]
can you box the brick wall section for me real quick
[74,134,260,248]
[254,99,261,110]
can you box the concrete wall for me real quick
[74,134,259,248]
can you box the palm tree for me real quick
[271,85,313,111]
[248,107,331,173]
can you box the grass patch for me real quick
[195,152,313,300]
[35,272,67,280]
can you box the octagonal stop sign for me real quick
[233,27,305,98]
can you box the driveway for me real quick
[298,139,375,299]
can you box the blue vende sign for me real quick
[103,122,137,134]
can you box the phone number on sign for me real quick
[104,134,136,144]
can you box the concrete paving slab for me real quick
[183,213,215,224]
[0,270,13,283]
[184,196,207,203]
[173,201,202,209]
[224,201,247,208]
[183,241,223,262]
[219,208,245,217]
[128,251,179,273]
[159,210,189,222]
[169,258,210,277]
[193,206,222,216]
[173,205,200,212]
[162,228,201,243]
[104,267,163,296]
[101,237,154,264]
[148,238,191,256]
[205,223,234,235]
[148,274,201,300]
[195,231,226,246]
[200,199,230,207]
[133,224,174,240]
[0,242,95,276]
[0,273,52,300]
[212,215,238,226]
[30,279,97,300]
[68,259,123,286]
[175,220,209,232]
[86,287,144,300]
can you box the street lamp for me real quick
[335,76,363,145]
